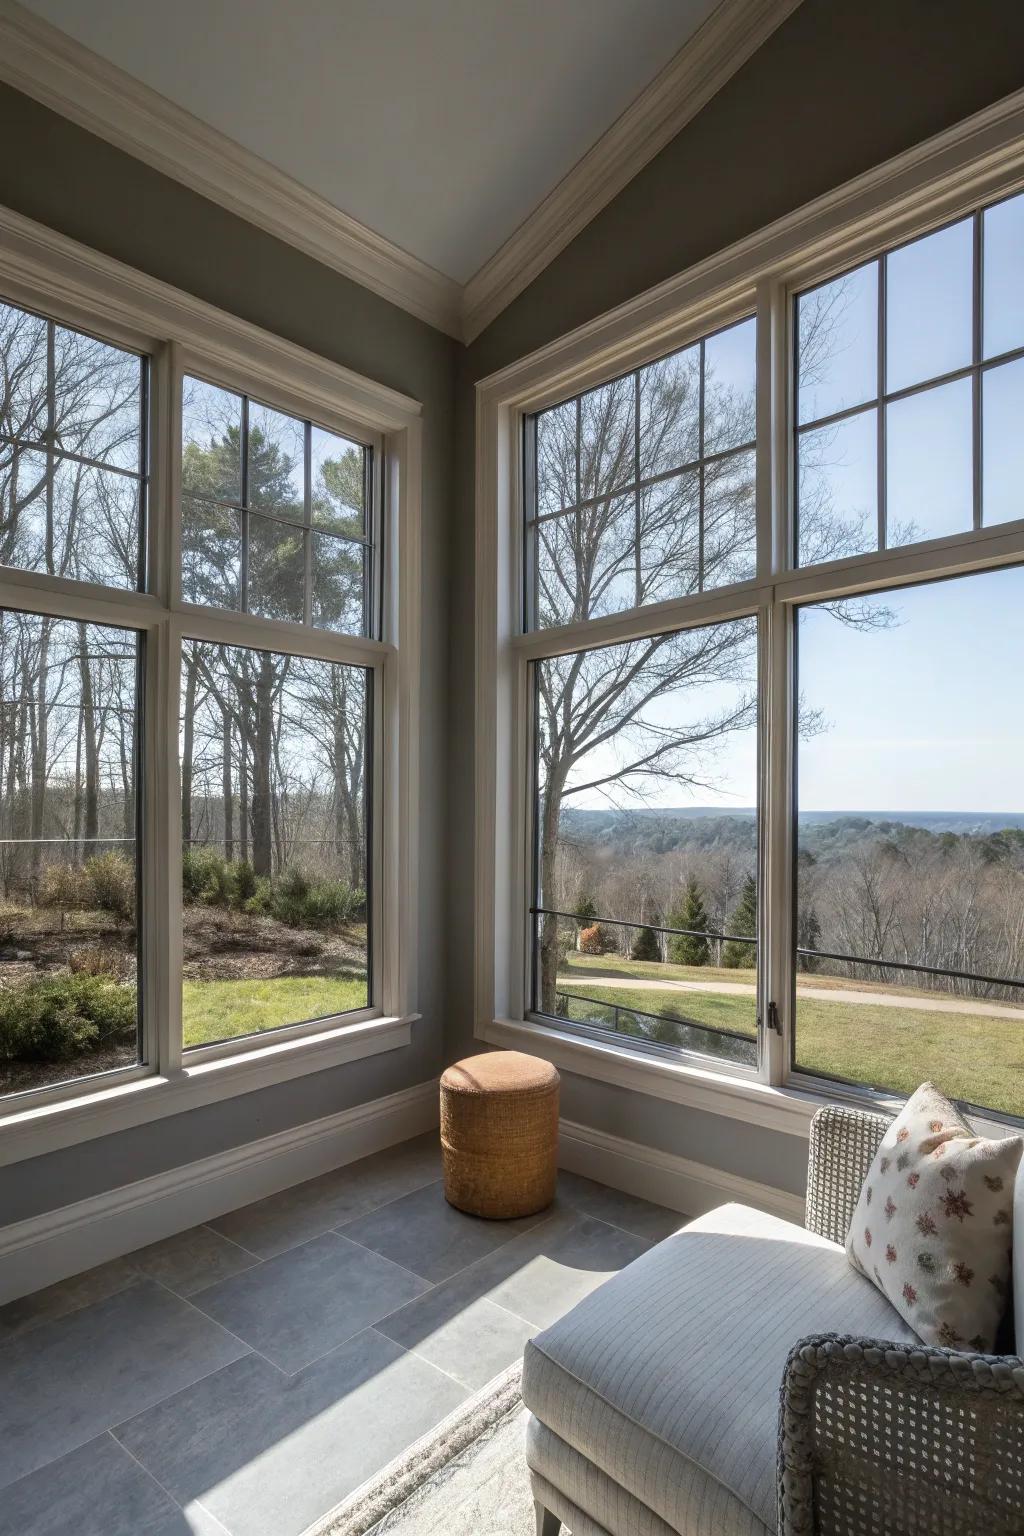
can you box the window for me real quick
[180,642,369,1050]
[525,317,755,629]
[0,243,416,1138]
[795,568,1024,1119]
[531,620,759,1067]
[0,610,141,1096]
[181,376,374,637]
[795,192,1024,567]
[0,299,146,589]
[481,145,1024,1130]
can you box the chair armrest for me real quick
[805,1104,891,1245]
[777,1333,1024,1535]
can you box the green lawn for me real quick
[555,976,1024,1118]
[182,974,368,1047]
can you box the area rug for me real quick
[303,1359,534,1536]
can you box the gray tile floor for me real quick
[0,1134,682,1536]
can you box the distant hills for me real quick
[559,807,1024,859]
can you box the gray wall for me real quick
[0,84,457,1222]
[447,0,1024,1193]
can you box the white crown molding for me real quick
[0,0,464,338]
[0,0,801,345]
[460,0,804,342]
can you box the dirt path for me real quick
[556,973,1024,1021]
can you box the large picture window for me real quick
[483,161,1024,1130]
[795,568,1024,1118]
[531,618,758,1067]
[180,642,369,1050]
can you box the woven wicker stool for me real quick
[440,1051,560,1219]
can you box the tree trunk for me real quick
[222,706,234,862]
[180,655,198,848]
[78,623,99,844]
[250,653,274,877]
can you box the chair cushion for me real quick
[522,1201,918,1534]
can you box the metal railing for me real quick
[531,906,755,948]
[553,987,754,1047]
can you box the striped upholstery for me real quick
[523,1202,918,1534]
[528,1421,679,1536]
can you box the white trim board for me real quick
[559,1118,806,1227]
[0,1080,440,1306]
[0,0,800,343]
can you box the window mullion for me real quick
[763,598,793,1090]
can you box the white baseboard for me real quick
[0,1079,439,1306]
[559,1117,806,1227]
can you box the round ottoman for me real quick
[440,1051,560,1219]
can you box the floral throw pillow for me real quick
[846,1082,1022,1352]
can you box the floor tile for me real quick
[0,1433,223,1536]
[0,1258,140,1346]
[114,1329,468,1536]
[127,1224,260,1297]
[377,1209,649,1341]
[189,1230,430,1373]
[0,1279,249,1490]
[377,1291,537,1390]
[337,1178,544,1283]
[557,1170,685,1242]
[208,1133,442,1260]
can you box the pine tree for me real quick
[630,925,660,962]
[667,878,710,966]
[722,875,757,968]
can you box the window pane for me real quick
[638,470,699,601]
[536,498,638,626]
[248,401,304,517]
[181,498,241,609]
[795,569,1024,1118]
[311,532,365,635]
[983,357,1024,528]
[886,378,972,545]
[797,410,877,565]
[535,399,576,516]
[983,192,1024,360]
[52,325,142,472]
[0,301,48,442]
[703,448,756,588]
[703,318,756,453]
[0,612,141,1099]
[182,377,242,503]
[180,643,369,1050]
[248,512,305,624]
[580,377,634,501]
[311,427,365,537]
[0,450,140,589]
[638,344,699,478]
[797,261,878,425]
[532,620,758,1069]
[886,220,973,393]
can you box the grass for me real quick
[182,974,368,1047]
[554,977,1024,1117]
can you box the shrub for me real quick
[0,974,136,1063]
[630,926,661,962]
[38,864,92,929]
[578,923,611,956]
[181,849,233,907]
[243,876,273,916]
[85,852,135,924]
[230,860,258,905]
[270,869,365,930]
[68,943,133,983]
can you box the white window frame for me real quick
[0,206,422,1165]
[475,86,1024,1142]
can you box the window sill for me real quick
[479,1016,824,1137]
[0,1013,417,1167]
